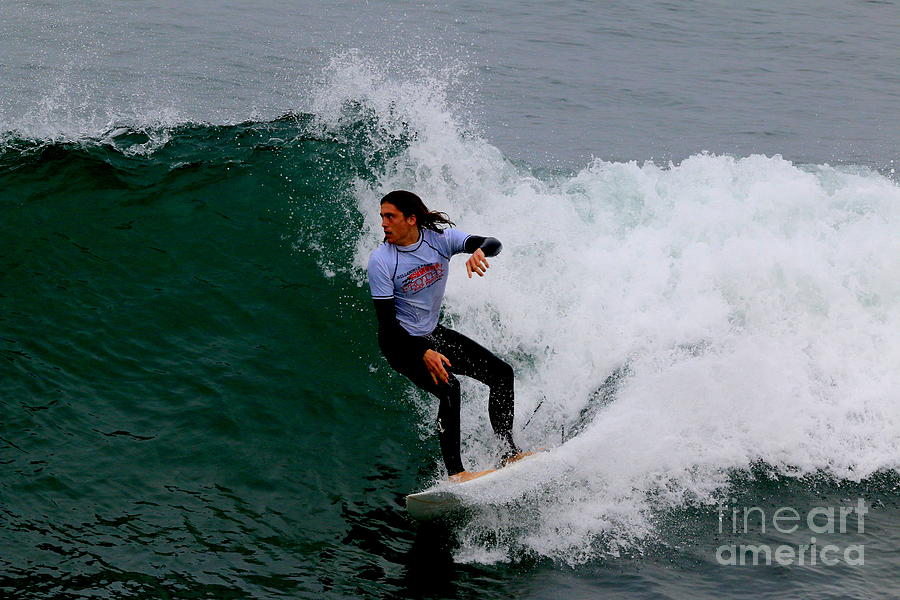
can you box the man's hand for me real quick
[466,248,490,278]
[423,349,452,385]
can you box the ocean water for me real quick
[2,2,899,598]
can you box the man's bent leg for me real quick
[386,350,465,475]
[484,360,518,456]
[435,377,465,475]
[429,327,520,457]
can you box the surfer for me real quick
[367,190,523,483]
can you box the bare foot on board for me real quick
[499,448,546,468]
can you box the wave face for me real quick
[2,52,899,595]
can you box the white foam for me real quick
[313,53,900,564]
[1,56,187,146]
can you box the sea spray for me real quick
[310,54,900,563]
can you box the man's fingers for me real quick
[438,356,451,383]
[467,258,488,277]
[466,249,492,278]
[426,352,452,384]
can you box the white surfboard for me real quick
[405,451,548,520]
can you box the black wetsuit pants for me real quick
[382,325,519,475]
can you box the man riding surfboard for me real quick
[367,190,526,483]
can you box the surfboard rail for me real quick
[405,450,547,520]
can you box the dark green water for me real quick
[0,118,406,596]
[3,117,899,599]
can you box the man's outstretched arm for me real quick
[464,235,502,257]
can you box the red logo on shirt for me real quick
[401,263,445,293]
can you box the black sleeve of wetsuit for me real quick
[372,298,432,358]
[463,235,502,257]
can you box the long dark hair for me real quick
[380,190,455,232]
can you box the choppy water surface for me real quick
[2,2,899,598]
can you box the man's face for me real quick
[380,202,418,245]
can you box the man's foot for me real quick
[448,469,494,483]
[499,448,546,468]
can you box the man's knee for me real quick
[489,359,514,387]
